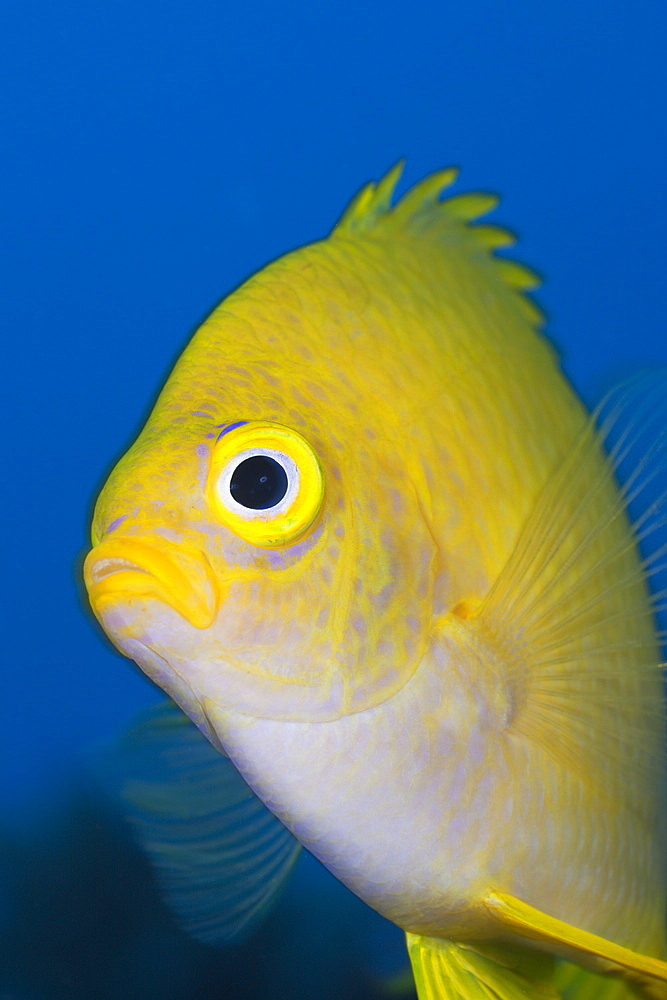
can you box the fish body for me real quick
[84,166,667,998]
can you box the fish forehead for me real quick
[145,231,543,430]
[101,230,550,479]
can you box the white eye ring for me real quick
[215,447,300,520]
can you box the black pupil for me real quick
[229,455,289,510]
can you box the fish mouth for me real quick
[84,536,219,629]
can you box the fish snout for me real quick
[84,535,219,629]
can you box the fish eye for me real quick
[229,454,290,510]
[206,421,324,547]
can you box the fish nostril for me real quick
[90,557,150,583]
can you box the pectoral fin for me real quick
[483,891,667,998]
[91,698,301,947]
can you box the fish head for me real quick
[84,248,439,743]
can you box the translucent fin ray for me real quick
[91,699,301,946]
[407,931,653,999]
[406,932,560,1000]
[477,371,667,796]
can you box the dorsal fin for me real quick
[332,162,542,325]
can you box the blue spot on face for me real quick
[215,420,248,441]
[106,515,127,534]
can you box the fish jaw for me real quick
[84,535,220,630]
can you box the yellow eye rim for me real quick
[205,421,324,548]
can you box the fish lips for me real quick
[84,535,220,630]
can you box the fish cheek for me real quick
[338,513,437,712]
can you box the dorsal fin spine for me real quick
[332,162,543,326]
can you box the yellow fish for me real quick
[84,164,667,999]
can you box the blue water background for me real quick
[1,0,666,995]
